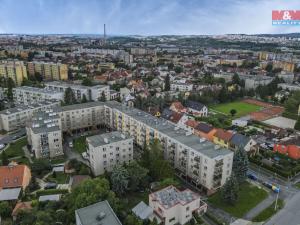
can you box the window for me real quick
[186,206,190,211]
[169,217,175,222]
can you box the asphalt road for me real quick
[265,191,300,225]
[0,128,26,145]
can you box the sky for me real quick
[0,0,300,35]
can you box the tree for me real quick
[99,91,106,102]
[126,161,149,191]
[124,214,143,225]
[141,139,174,181]
[295,117,300,131]
[266,63,273,73]
[81,94,88,103]
[232,73,240,85]
[64,87,76,105]
[232,148,249,183]
[82,77,93,86]
[111,165,129,195]
[164,74,170,91]
[31,159,51,175]
[65,178,119,223]
[1,151,9,166]
[34,72,43,82]
[221,174,239,205]
[230,109,237,117]
[6,77,15,101]
[174,66,183,73]
[0,201,12,218]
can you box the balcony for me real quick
[181,150,187,155]
[215,160,224,167]
[194,156,200,162]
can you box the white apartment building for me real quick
[149,186,207,225]
[26,110,63,158]
[243,75,274,90]
[23,101,233,193]
[278,83,300,92]
[13,86,64,105]
[59,102,106,132]
[171,80,193,92]
[87,131,133,176]
[45,81,110,101]
[104,101,233,194]
[0,100,60,132]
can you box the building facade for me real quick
[87,131,133,176]
[27,61,68,81]
[0,100,60,132]
[26,109,63,158]
[45,81,110,101]
[149,186,207,225]
[13,86,64,105]
[0,60,27,86]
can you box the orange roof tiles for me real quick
[0,165,30,189]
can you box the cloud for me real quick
[0,0,299,34]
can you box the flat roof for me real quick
[45,81,108,90]
[75,200,122,225]
[14,86,63,94]
[0,188,21,201]
[87,131,132,147]
[105,101,232,159]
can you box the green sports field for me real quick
[211,101,261,117]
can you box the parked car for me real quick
[44,182,57,190]
[0,143,6,150]
[69,141,73,148]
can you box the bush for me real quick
[205,212,224,225]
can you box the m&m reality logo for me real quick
[272,10,300,25]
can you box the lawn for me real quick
[1,137,27,158]
[252,199,284,222]
[73,136,87,154]
[46,172,70,184]
[208,182,268,218]
[210,101,261,117]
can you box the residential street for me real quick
[265,191,300,225]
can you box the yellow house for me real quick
[213,129,234,148]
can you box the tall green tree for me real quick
[230,109,237,117]
[6,77,15,101]
[141,139,174,181]
[294,117,300,131]
[124,214,143,225]
[126,161,149,191]
[221,174,239,205]
[65,178,119,223]
[164,74,170,91]
[0,201,12,218]
[232,148,249,183]
[111,165,129,196]
[64,87,76,105]
[1,151,9,166]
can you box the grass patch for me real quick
[46,172,70,184]
[1,137,27,158]
[211,101,261,117]
[73,136,87,154]
[295,183,300,189]
[208,182,268,218]
[252,199,284,222]
[36,189,69,197]
[50,156,66,165]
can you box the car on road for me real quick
[69,141,73,148]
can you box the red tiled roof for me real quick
[214,129,233,141]
[12,202,32,217]
[0,165,29,189]
[170,112,183,123]
[171,101,185,111]
[185,120,199,128]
